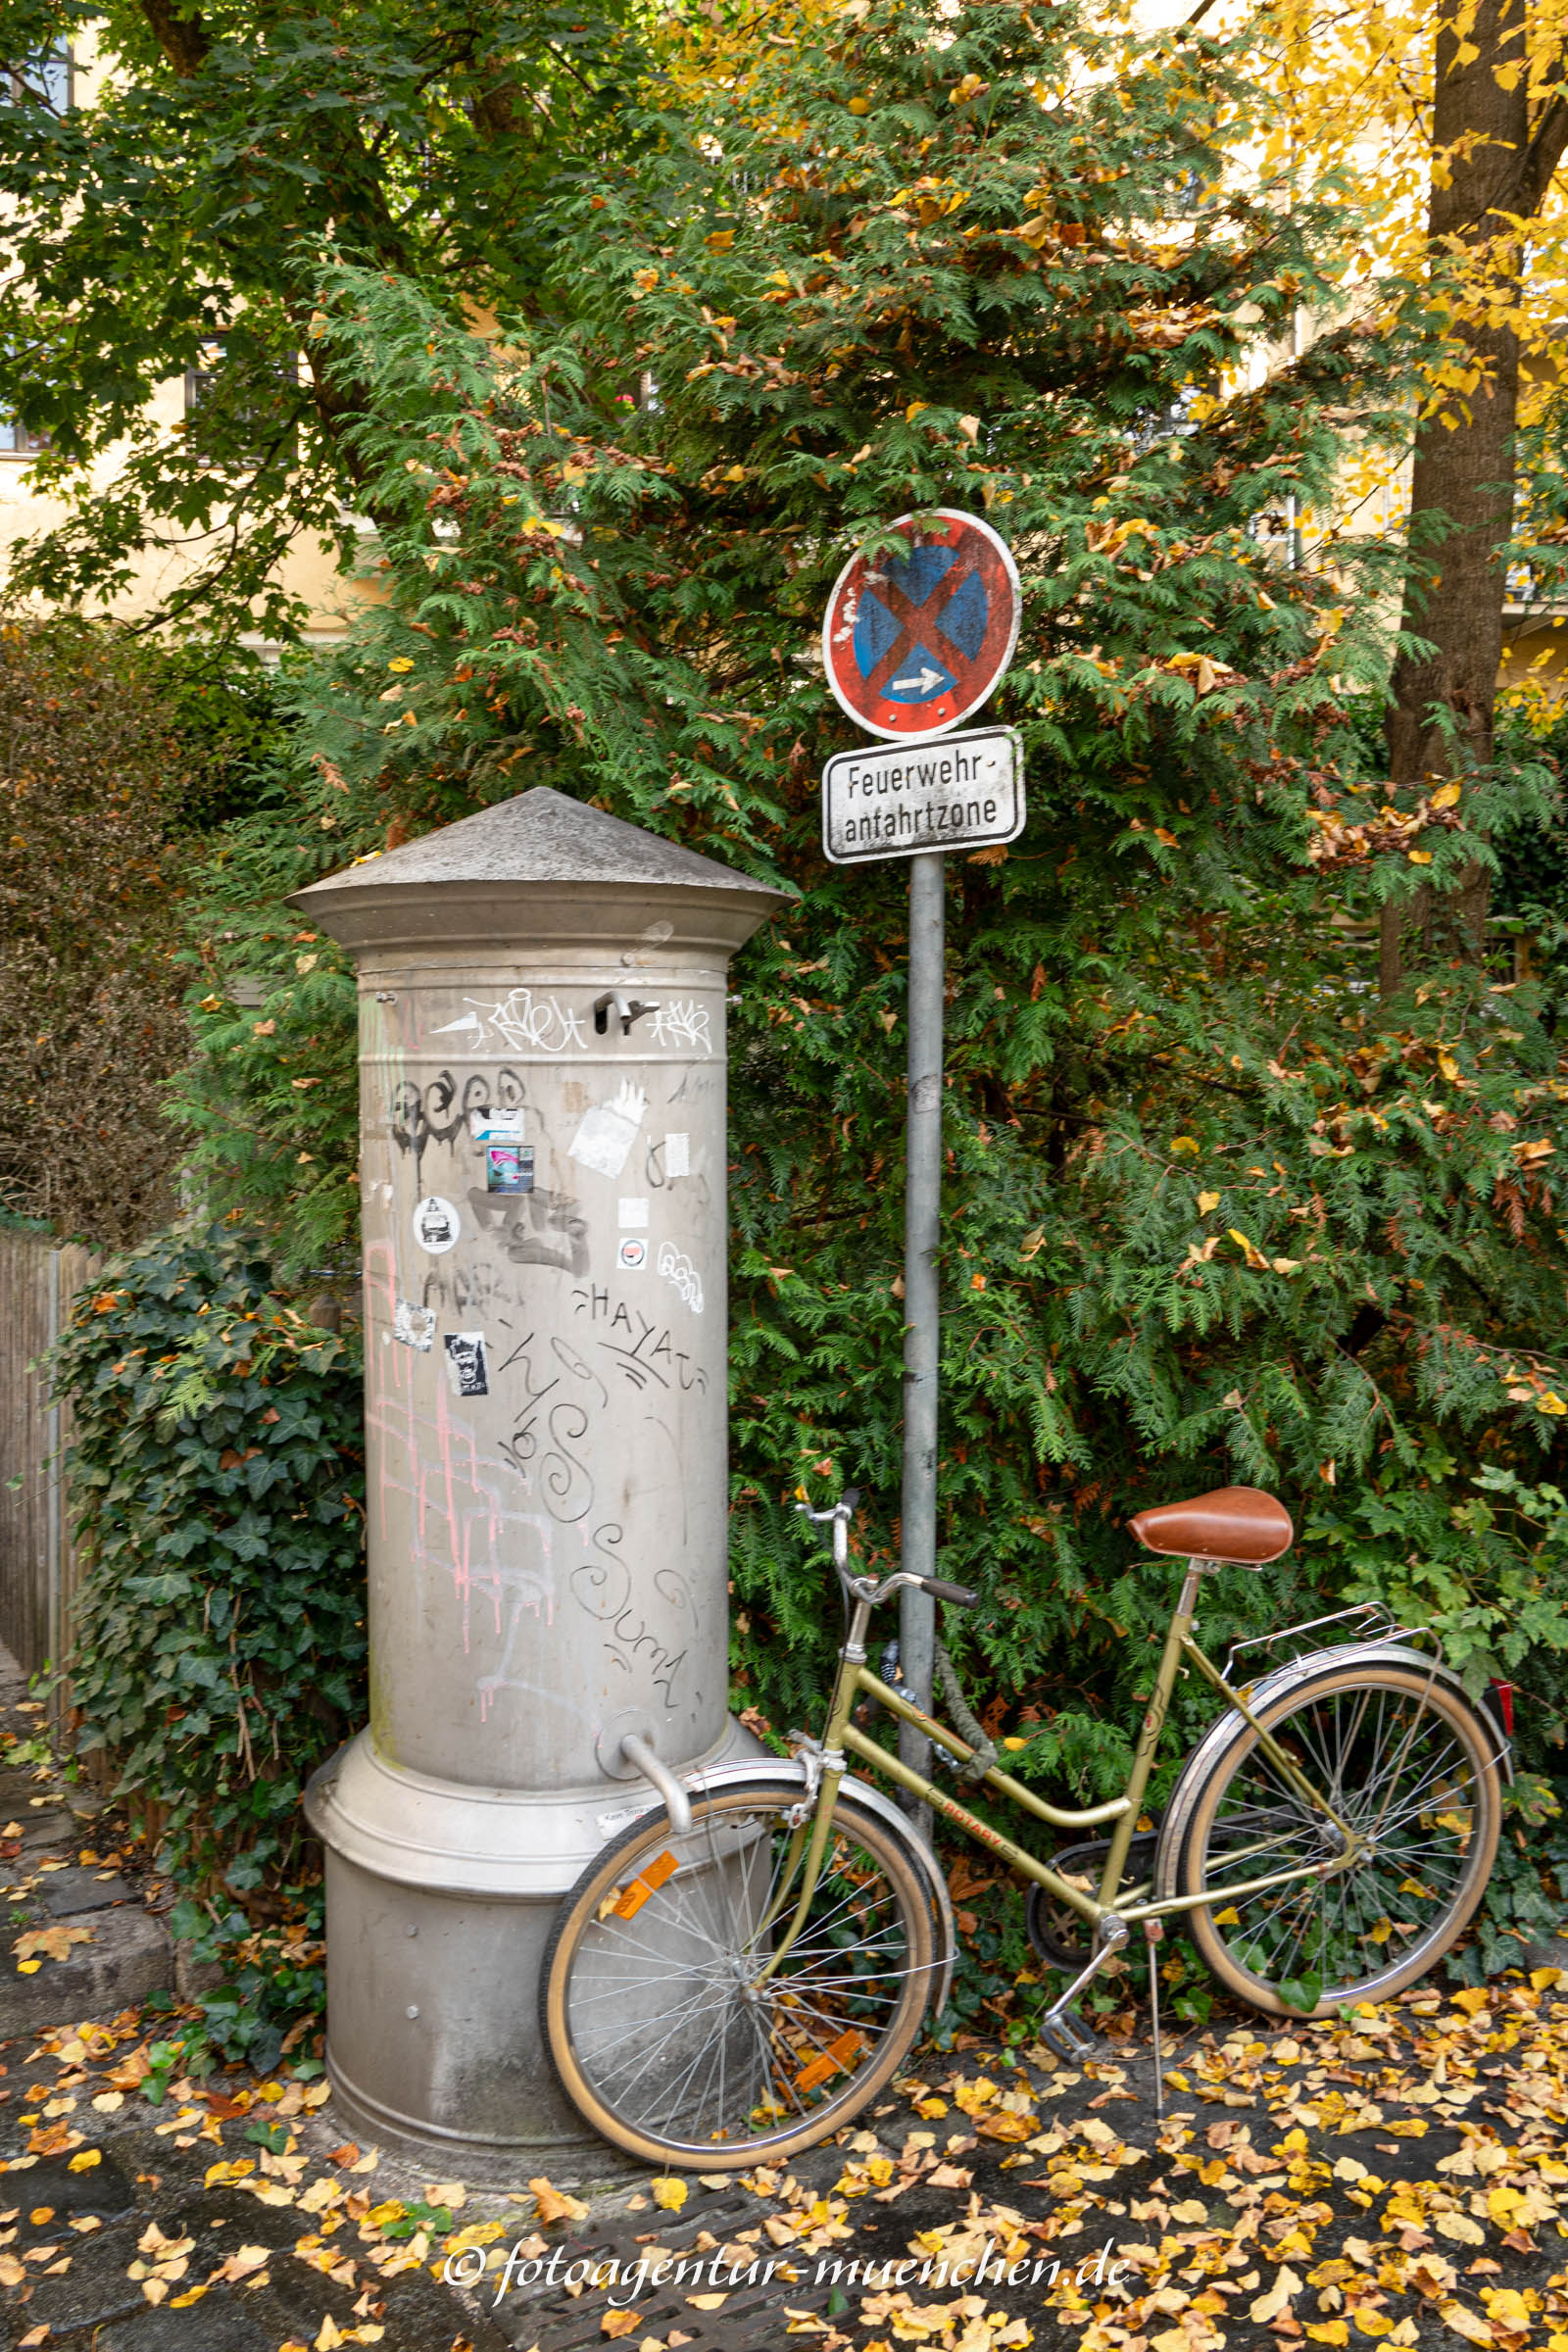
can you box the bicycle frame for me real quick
[760,1559,1365,1977]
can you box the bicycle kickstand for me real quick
[1146,1918,1164,2126]
[1036,1916,1129,2064]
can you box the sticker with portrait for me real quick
[443,1331,489,1397]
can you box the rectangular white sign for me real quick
[821,726,1025,865]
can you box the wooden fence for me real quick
[0,1232,101,1688]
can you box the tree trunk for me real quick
[1381,0,1528,993]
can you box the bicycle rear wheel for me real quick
[541,1777,936,2168]
[1180,1662,1501,2016]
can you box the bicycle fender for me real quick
[1152,1639,1513,1912]
[683,1757,957,2018]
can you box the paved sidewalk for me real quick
[5,1973,1568,2351]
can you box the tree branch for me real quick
[1518,86,1568,219]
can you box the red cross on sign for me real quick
[821,509,1021,742]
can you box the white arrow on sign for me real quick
[892,665,946,694]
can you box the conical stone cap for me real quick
[289,786,785,959]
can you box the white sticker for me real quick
[392,1298,436,1351]
[617,1238,648,1271]
[413,1194,461,1253]
[470,1109,525,1144]
[618,1198,650,1229]
[443,1331,489,1396]
[568,1081,647,1180]
[658,1242,704,1314]
[665,1132,691,1179]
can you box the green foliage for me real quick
[1312,1462,1568,1722]
[173,827,364,1276]
[161,0,1568,1958]
[166,1895,329,2077]
[134,0,1568,2003]
[0,0,638,633]
[1452,1774,1568,1987]
[0,620,191,1243]
[52,1222,366,1912]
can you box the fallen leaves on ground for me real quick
[7,1975,1568,2348]
[12,1923,94,1971]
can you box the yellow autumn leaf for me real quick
[1306,2327,1349,2347]
[67,2148,102,2172]
[1437,2299,1493,2346]
[1211,1906,1241,1926]
[1250,2264,1302,2323]
[1228,1229,1270,1270]
[847,96,870,114]
[1198,1190,1221,1212]
[906,400,928,421]
[386,658,414,673]
[529,2176,589,2225]
[1407,848,1434,864]
[14,1923,95,1963]
[1450,1985,1490,2014]
[1539,1392,1568,1414]
[1437,1050,1460,1081]
[651,2176,689,2211]
[1430,780,1461,808]
[1170,1135,1200,1154]
[706,228,735,251]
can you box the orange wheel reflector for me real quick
[612,1849,679,1920]
[794,2028,863,2093]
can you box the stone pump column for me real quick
[292,787,781,2175]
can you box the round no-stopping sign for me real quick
[821,509,1021,742]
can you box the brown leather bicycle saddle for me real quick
[1129,1486,1294,1565]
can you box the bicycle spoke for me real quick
[1189,1670,1495,2010]
[550,1788,932,2162]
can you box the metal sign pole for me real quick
[900,849,945,1803]
[818,507,1023,1818]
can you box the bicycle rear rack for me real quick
[1218,1598,1413,1687]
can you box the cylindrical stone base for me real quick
[306,1715,760,2180]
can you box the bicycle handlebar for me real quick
[918,1575,979,1608]
[796,1492,976,1607]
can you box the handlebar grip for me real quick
[920,1576,978,1607]
[842,1487,860,1513]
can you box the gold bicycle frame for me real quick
[758,1560,1363,1978]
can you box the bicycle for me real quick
[541,1483,1507,2169]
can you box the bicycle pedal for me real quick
[1037,2008,1100,2064]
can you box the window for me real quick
[183,333,300,467]
[0,414,47,458]
[5,48,74,111]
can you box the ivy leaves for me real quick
[51,1225,367,1899]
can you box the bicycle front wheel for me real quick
[541,1778,936,2168]
[1180,1662,1502,2016]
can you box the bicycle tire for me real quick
[541,1776,936,2169]
[1180,1661,1501,2017]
